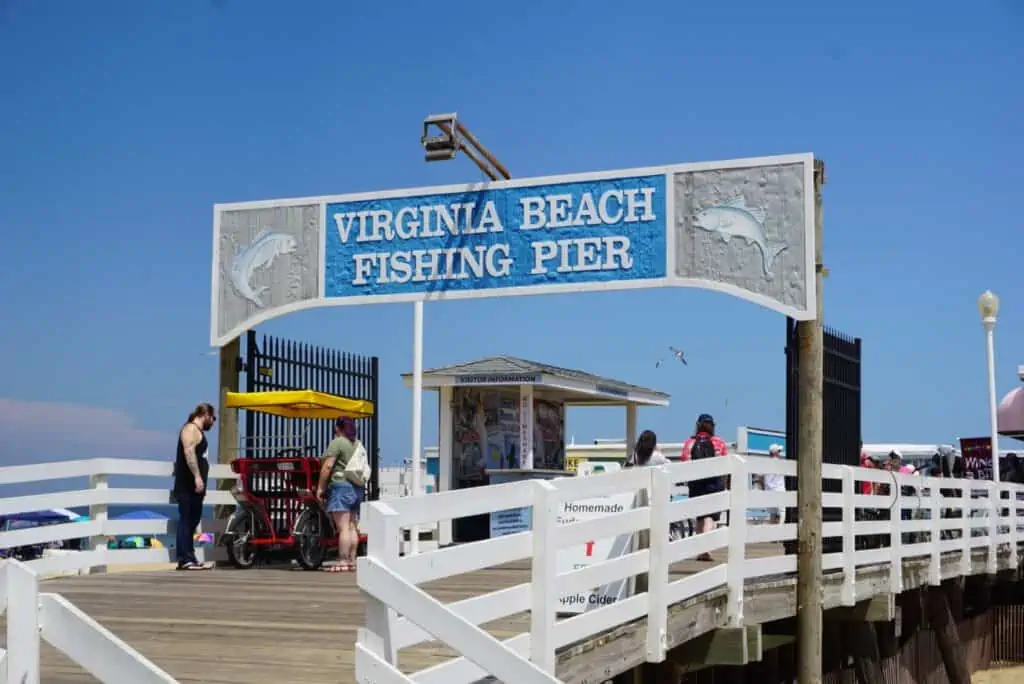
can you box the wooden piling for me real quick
[215,336,241,533]
[926,584,971,684]
[796,159,826,684]
[848,622,885,684]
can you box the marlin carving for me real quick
[229,231,298,307]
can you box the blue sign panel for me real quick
[737,426,787,455]
[323,175,666,299]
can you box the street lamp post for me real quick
[978,290,1001,483]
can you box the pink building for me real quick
[997,365,1024,441]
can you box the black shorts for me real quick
[689,476,725,521]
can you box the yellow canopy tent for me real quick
[223,390,375,420]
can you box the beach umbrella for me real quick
[113,510,168,520]
[123,536,146,548]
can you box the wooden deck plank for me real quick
[13,542,1011,684]
[0,543,788,683]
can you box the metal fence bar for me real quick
[240,330,382,527]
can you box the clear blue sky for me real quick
[1,0,1021,469]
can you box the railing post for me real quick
[960,484,971,576]
[726,455,747,626]
[530,479,559,674]
[987,481,998,575]
[6,560,41,684]
[1010,484,1020,571]
[358,501,402,670]
[840,466,856,605]
[927,479,941,586]
[88,470,109,574]
[889,481,902,594]
[646,465,670,662]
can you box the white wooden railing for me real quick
[0,457,237,576]
[355,455,1024,684]
[0,458,238,684]
[1,559,180,684]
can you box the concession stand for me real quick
[400,356,670,545]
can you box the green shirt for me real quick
[325,436,355,484]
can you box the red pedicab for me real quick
[220,389,374,570]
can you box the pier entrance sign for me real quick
[210,154,815,347]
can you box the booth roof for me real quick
[400,355,669,406]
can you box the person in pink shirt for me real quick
[679,413,729,560]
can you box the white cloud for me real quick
[0,397,173,465]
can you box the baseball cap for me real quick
[698,413,715,425]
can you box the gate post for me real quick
[795,158,825,684]
[6,560,41,684]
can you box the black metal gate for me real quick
[784,320,862,554]
[242,330,381,501]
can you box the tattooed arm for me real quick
[180,423,205,493]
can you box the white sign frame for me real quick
[211,153,816,347]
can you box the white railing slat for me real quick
[667,490,729,523]
[556,548,649,595]
[554,466,651,500]
[744,554,797,579]
[663,456,733,483]
[395,531,531,585]
[666,564,728,604]
[666,526,729,565]
[359,556,560,684]
[393,582,531,650]
[410,634,531,684]
[747,522,798,543]
[38,593,178,683]
[556,506,649,547]
[553,591,649,647]
[379,480,535,527]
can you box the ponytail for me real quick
[188,402,215,423]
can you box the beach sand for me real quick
[973,665,1024,684]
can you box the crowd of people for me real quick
[624,414,1023,557]
[174,396,1020,570]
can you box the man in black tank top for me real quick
[174,403,216,570]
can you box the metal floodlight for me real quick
[422,113,459,163]
[419,111,511,181]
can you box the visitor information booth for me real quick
[401,356,670,545]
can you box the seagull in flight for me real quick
[655,346,687,368]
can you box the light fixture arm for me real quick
[421,112,511,181]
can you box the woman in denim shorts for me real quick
[316,417,364,572]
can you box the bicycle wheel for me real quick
[225,509,258,569]
[294,506,325,570]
